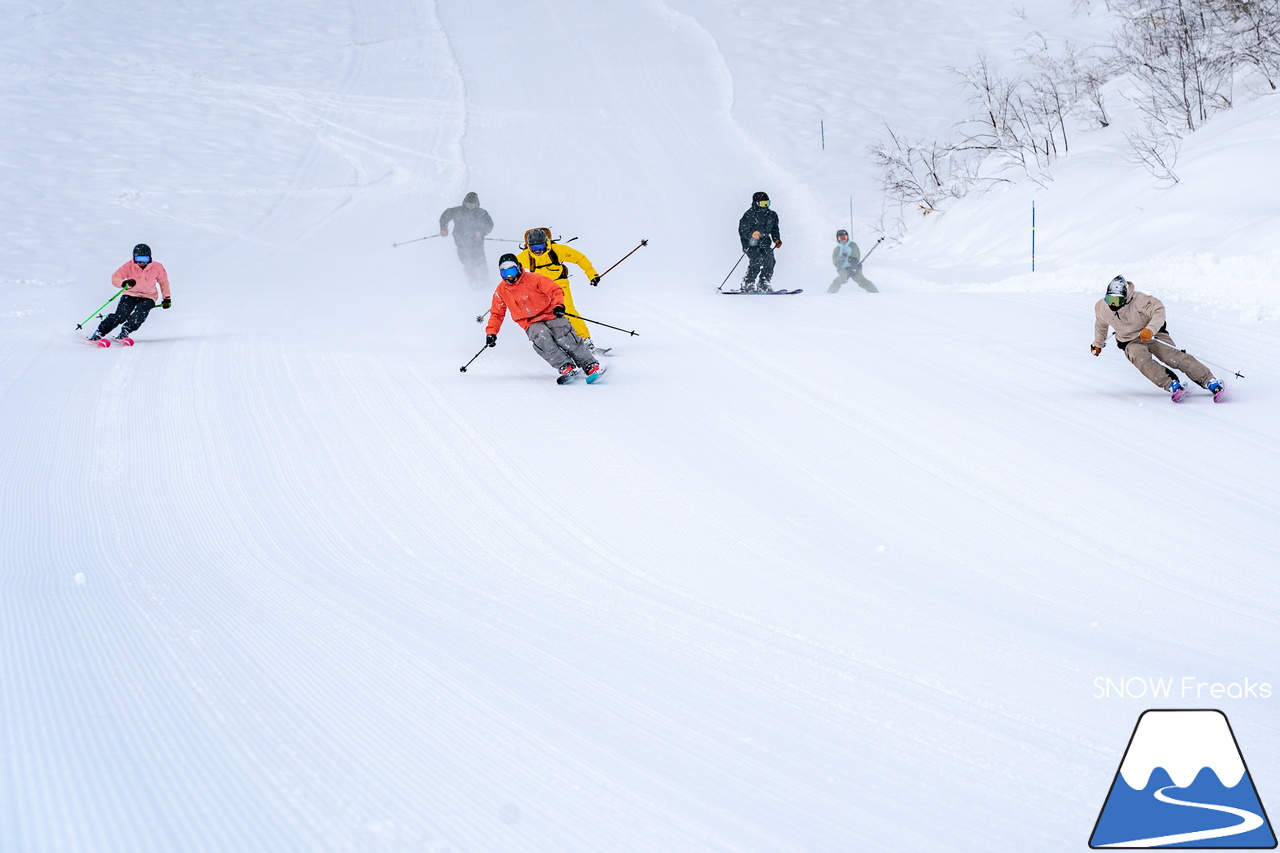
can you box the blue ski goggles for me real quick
[1104,294,1124,309]
[499,262,521,280]
[529,242,548,254]
[134,255,151,264]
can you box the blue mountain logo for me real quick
[1091,709,1276,848]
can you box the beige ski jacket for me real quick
[1093,290,1167,348]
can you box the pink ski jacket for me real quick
[112,260,171,303]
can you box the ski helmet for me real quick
[132,243,152,263]
[836,229,849,241]
[498,253,521,281]
[1104,275,1130,310]
[526,228,549,252]
[463,191,479,209]
[752,191,770,207]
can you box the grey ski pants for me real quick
[828,267,878,293]
[526,317,596,371]
[1123,331,1214,389]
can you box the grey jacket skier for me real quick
[1091,275,1225,401]
[829,230,878,293]
[439,191,494,287]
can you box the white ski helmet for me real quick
[1104,275,1130,310]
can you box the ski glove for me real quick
[161,297,172,309]
[773,239,783,249]
[1090,345,1101,356]
[439,228,448,237]
[1138,328,1154,341]
[485,334,497,347]
[589,276,600,286]
[552,305,566,317]
[121,279,135,290]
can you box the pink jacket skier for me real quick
[88,243,172,346]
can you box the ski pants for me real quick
[454,235,488,287]
[742,247,776,287]
[829,267,878,293]
[97,294,154,337]
[555,278,591,340]
[1121,331,1214,390]
[525,317,597,372]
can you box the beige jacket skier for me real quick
[1091,285,1216,392]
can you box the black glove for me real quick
[161,297,172,309]
[589,276,600,286]
[552,305,566,317]
[485,334,497,347]
[121,279,136,290]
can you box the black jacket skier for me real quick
[439,191,495,286]
[737,191,781,292]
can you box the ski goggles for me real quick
[529,242,548,254]
[464,202,477,209]
[1104,294,1125,309]
[133,255,151,264]
[757,200,770,208]
[836,234,848,243]
[499,261,521,280]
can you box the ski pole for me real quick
[475,309,491,323]
[562,311,638,337]
[459,343,489,372]
[717,252,747,292]
[392,234,442,248]
[851,236,885,276]
[75,291,122,330]
[594,239,648,283]
[484,237,522,243]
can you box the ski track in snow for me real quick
[2,0,1279,851]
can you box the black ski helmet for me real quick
[498,253,521,280]
[133,243,152,261]
[527,228,548,246]
[463,191,479,208]
[1104,275,1130,311]
[752,191,770,205]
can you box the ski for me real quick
[721,289,804,295]
[585,363,608,384]
[556,367,582,385]
[115,336,134,346]
[1212,386,1227,403]
[84,336,111,347]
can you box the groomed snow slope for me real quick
[2,0,1277,851]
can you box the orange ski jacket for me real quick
[486,270,566,335]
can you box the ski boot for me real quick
[1168,380,1187,403]
[1206,379,1226,402]
[556,364,581,385]
[87,331,110,347]
[115,333,134,346]
[757,280,774,293]
[585,362,608,384]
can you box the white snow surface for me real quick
[2,0,1278,851]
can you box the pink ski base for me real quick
[88,337,111,347]
[1213,387,1227,403]
[116,337,134,346]
[1170,386,1187,403]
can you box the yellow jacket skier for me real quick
[516,228,601,348]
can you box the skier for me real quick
[515,228,605,352]
[1091,275,1225,402]
[737,191,781,292]
[485,253,606,384]
[88,243,171,345]
[828,229,878,293]
[439,192,494,287]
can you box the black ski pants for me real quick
[97,294,154,337]
[454,234,488,286]
[742,246,776,286]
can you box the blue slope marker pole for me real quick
[821,121,825,151]
[1032,200,1036,272]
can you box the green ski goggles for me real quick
[1104,294,1125,309]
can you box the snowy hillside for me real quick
[2,1,1278,852]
